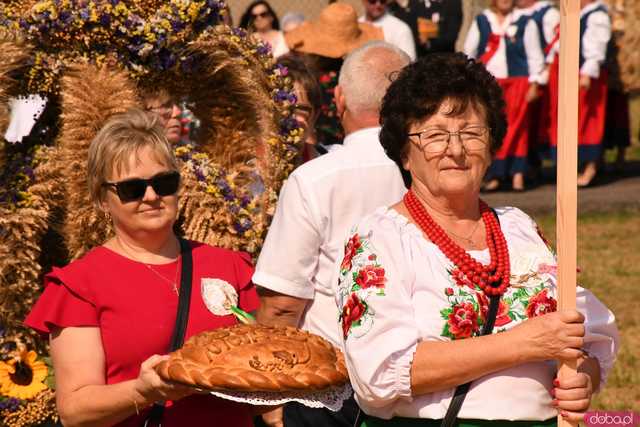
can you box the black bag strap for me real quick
[143,238,193,427]
[440,208,502,427]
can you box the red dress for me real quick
[25,241,260,427]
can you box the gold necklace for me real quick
[144,263,180,295]
[411,190,483,248]
[117,240,181,295]
[445,220,481,247]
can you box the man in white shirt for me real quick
[359,0,417,60]
[254,41,409,427]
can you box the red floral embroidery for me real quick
[451,268,474,289]
[445,287,454,296]
[538,263,557,276]
[341,293,366,339]
[447,302,479,339]
[526,289,557,318]
[341,234,362,271]
[355,265,386,289]
[476,292,512,327]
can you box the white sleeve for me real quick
[525,20,546,84]
[503,207,620,392]
[464,19,481,59]
[576,286,619,392]
[543,7,560,45]
[397,22,417,61]
[336,216,419,408]
[580,11,611,78]
[252,174,321,299]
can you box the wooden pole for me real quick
[556,0,580,426]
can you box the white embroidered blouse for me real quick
[335,206,619,421]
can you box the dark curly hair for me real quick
[379,53,507,188]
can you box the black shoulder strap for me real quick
[143,238,193,427]
[169,238,193,351]
[440,208,502,427]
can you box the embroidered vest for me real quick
[475,13,493,59]
[505,14,530,77]
[476,13,530,77]
[532,4,553,50]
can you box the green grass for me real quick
[533,209,640,411]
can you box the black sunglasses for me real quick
[252,11,271,19]
[367,0,388,4]
[102,171,180,203]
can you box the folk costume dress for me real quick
[25,242,260,427]
[464,9,546,181]
[547,1,612,162]
[529,1,560,149]
[336,207,618,425]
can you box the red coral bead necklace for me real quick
[403,190,511,296]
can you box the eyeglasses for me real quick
[293,103,314,118]
[367,0,388,4]
[252,11,271,19]
[102,171,180,203]
[145,101,176,118]
[408,125,490,154]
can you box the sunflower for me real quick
[0,350,48,399]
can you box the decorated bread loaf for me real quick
[156,324,349,392]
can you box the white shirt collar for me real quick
[342,126,381,147]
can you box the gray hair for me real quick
[338,41,411,114]
[281,12,305,32]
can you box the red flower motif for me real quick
[526,289,557,318]
[445,287,454,296]
[447,302,479,339]
[341,234,362,271]
[476,292,511,327]
[451,268,474,289]
[341,293,366,339]
[355,265,386,289]
[538,263,558,276]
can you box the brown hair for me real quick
[87,108,179,208]
[278,53,322,120]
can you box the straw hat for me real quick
[284,3,383,58]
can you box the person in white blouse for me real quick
[254,41,410,427]
[335,53,619,427]
[360,0,417,61]
[464,0,545,192]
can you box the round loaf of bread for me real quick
[156,324,349,392]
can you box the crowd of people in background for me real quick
[234,0,631,191]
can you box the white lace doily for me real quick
[209,383,353,412]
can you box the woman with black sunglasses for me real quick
[25,109,259,427]
[239,1,289,58]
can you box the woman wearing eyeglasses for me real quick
[239,1,289,58]
[25,109,259,427]
[335,53,618,427]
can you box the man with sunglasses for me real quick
[359,0,417,60]
[254,41,410,427]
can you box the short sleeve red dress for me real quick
[25,241,260,427]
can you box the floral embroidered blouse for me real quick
[336,206,619,421]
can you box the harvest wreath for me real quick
[0,1,303,424]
